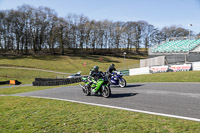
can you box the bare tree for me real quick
[161,26,189,41]
[0,4,196,55]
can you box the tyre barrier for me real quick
[32,76,87,86]
[0,80,21,85]
[0,81,10,85]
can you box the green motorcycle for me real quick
[79,73,111,98]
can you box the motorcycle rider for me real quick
[88,66,102,92]
[106,64,117,80]
[89,66,100,80]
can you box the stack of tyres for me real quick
[32,77,84,86]
[0,81,10,85]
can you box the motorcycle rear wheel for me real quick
[101,86,111,98]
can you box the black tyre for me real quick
[101,86,111,98]
[119,78,126,88]
[85,86,91,96]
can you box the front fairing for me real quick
[110,73,123,85]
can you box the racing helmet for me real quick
[110,64,115,68]
[93,66,99,72]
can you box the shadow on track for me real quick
[111,84,144,89]
[125,84,144,88]
[110,93,138,98]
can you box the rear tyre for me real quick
[102,86,111,98]
[119,78,126,88]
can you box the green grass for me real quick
[0,68,68,84]
[0,55,142,85]
[125,71,200,83]
[0,86,56,95]
[0,96,200,133]
[1,55,200,132]
[0,84,79,95]
[0,55,143,75]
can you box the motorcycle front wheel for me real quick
[85,86,91,96]
[101,86,111,98]
[119,78,126,88]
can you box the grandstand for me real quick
[151,39,200,53]
[149,38,200,64]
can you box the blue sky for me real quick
[0,0,200,34]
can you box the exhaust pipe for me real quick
[79,84,86,93]
[79,84,84,89]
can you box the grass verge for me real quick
[0,55,142,74]
[0,96,200,133]
[0,83,79,95]
[125,71,200,83]
[0,86,54,95]
[0,68,68,84]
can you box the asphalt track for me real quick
[0,84,32,89]
[13,83,200,121]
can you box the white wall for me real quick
[129,62,200,76]
[129,67,150,76]
[140,56,165,68]
[192,62,200,71]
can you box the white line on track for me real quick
[26,96,200,122]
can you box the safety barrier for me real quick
[192,62,200,71]
[120,70,129,76]
[0,81,10,85]
[149,63,192,73]
[0,80,21,85]
[32,76,88,86]
[129,67,150,76]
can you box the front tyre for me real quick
[85,86,91,96]
[119,78,126,88]
[102,86,111,98]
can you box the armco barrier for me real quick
[120,70,129,76]
[32,76,88,86]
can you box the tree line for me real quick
[0,5,197,55]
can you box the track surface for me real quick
[0,84,32,89]
[14,83,200,120]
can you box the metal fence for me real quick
[120,70,129,76]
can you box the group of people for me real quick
[89,64,117,81]
[87,64,117,92]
